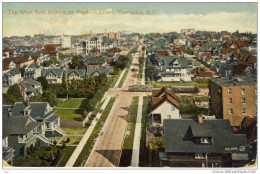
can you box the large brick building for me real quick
[209,76,257,127]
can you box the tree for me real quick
[42,90,58,106]
[37,76,49,91]
[68,56,85,69]
[6,84,24,104]
[48,151,55,162]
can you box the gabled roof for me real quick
[164,119,249,154]
[26,63,41,69]
[24,78,41,86]
[67,69,86,78]
[5,68,20,76]
[160,56,189,68]
[89,68,111,76]
[152,93,180,111]
[3,106,40,138]
[43,69,64,78]
[152,87,177,99]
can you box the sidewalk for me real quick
[114,69,126,89]
[65,96,112,167]
[130,95,144,167]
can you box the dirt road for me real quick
[86,45,143,167]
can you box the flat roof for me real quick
[210,76,256,87]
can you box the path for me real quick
[130,95,144,167]
[65,96,111,167]
[114,69,126,88]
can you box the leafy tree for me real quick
[145,59,156,81]
[68,56,85,69]
[6,84,24,104]
[37,76,49,91]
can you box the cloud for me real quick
[3,11,257,37]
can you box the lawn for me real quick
[73,97,116,167]
[60,136,82,145]
[119,96,139,167]
[13,146,75,167]
[55,109,84,121]
[57,98,88,109]
[118,69,129,88]
[56,146,76,167]
[139,96,152,167]
[62,127,88,135]
[153,79,209,88]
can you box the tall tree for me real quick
[37,76,49,91]
[6,84,24,104]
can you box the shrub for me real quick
[66,137,71,143]
[61,142,66,149]
[53,140,57,146]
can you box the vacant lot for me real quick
[55,98,88,121]
[57,98,88,108]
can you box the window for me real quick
[229,108,233,115]
[242,108,246,115]
[228,89,232,94]
[228,98,232,104]
[242,88,246,95]
[195,153,206,159]
[242,98,246,104]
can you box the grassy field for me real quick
[60,136,82,145]
[73,97,116,167]
[62,127,88,135]
[55,98,89,121]
[139,96,152,167]
[57,98,88,108]
[118,69,129,88]
[55,109,84,121]
[153,79,209,88]
[119,96,139,167]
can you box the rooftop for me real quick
[210,76,256,87]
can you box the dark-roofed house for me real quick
[88,68,111,77]
[66,69,86,80]
[84,55,107,73]
[3,68,22,86]
[157,56,193,82]
[161,116,250,167]
[18,78,42,100]
[149,88,180,135]
[3,101,64,160]
[209,76,257,127]
[24,63,41,79]
[42,69,64,83]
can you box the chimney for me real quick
[198,115,203,124]
[26,97,30,107]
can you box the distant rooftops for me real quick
[210,76,256,87]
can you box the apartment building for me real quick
[209,76,257,127]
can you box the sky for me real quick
[3,2,258,37]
